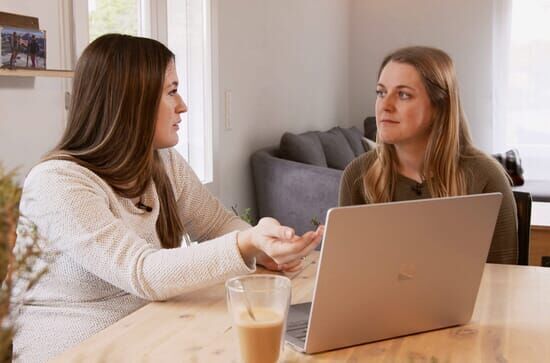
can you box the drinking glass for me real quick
[225,275,291,363]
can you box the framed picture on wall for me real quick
[0,26,46,69]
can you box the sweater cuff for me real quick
[225,230,256,272]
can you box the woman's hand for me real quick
[256,251,304,272]
[237,217,323,270]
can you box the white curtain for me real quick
[493,0,550,180]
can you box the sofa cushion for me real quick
[340,126,368,156]
[318,127,356,170]
[280,131,328,167]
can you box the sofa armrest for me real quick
[251,147,342,235]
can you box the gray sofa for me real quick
[251,126,368,235]
[251,117,550,236]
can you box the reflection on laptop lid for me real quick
[286,193,502,354]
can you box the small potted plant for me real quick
[231,205,256,226]
[0,165,46,362]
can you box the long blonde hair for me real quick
[363,46,477,203]
[44,34,184,248]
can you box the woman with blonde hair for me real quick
[340,46,517,264]
[13,34,322,362]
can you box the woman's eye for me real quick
[375,90,385,97]
[169,89,177,96]
[399,91,411,100]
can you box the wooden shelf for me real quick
[0,68,74,78]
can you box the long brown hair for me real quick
[364,46,478,203]
[44,34,184,248]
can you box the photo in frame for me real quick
[0,25,46,69]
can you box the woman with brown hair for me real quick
[13,34,322,362]
[340,46,517,264]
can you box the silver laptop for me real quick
[286,193,502,354]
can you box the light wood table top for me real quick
[51,252,550,362]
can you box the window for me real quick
[493,0,550,180]
[167,0,213,183]
[88,0,140,41]
[72,0,213,183]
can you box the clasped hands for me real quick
[237,217,324,272]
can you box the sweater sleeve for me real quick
[19,162,255,302]
[164,149,251,241]
[479,159,519,264]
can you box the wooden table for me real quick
[530,202,550,266]
[51,252,550,362]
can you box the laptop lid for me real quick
[302,193,502,353]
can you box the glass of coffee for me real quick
[226,275,291,363]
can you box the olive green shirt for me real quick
[339,150,518,264]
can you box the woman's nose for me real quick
[380,94,395,112]
[177,98,188,114]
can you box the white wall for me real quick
[215,0,496,214]
[0,1,69,181]
[214,0,350,212]
[1,0,496,218]
[349,0,494,151]
[0,0,352,215]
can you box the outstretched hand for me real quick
[237,217,324,272]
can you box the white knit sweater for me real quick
[12,148,254,362]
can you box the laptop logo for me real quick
[398,264,416,281]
